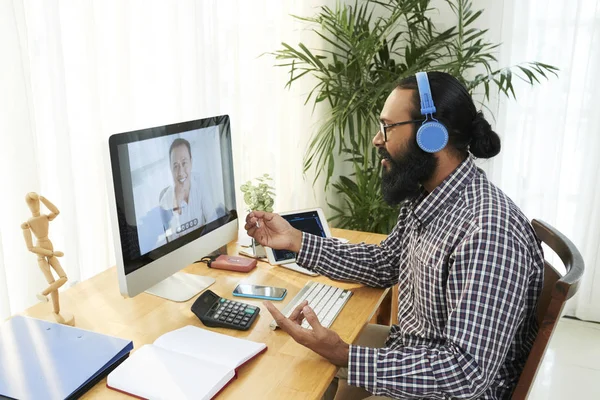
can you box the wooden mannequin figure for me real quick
[21,192,74,326]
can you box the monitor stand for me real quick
[145,272,215,302]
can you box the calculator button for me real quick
[219,315,227,321]
[220,298,226,303]
[244,309,256,315]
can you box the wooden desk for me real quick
[22,228,388,399]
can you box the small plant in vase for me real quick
[240,174,275,258]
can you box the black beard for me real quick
[380,137,438,205]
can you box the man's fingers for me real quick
[245,224,257,235]
[288,300,309,324]
[302,305,324,331]
[249,210,266,221]
[264,301,306,339]
[264,301,292,327]
[245,212,260,227]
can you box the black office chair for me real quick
[512,219,585,399]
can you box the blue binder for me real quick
[0,315,133,400]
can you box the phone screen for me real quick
[233,284,287,298]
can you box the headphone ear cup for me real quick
[416,122,449,153]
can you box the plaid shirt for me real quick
[297,157,544,399]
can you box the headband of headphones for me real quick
[416,72,436,116]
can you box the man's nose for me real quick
[373,129,384,147]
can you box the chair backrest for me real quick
[512,219,585,399]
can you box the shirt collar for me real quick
[411,156,478,228]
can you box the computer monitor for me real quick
[106,115,237,302]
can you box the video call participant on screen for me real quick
[245,72,544,399]
[159,138,219,241]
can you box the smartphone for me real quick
[232,284,287,301]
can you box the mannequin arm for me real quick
[39,196,60,221]
[21,223,53,257]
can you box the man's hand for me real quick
[264,300,350,367]
[244,211,303,252]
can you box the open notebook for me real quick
[107,325,266,399]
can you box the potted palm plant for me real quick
[271,0,557,233]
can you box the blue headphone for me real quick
[415,72,448,153]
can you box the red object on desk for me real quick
[211,255,257,272]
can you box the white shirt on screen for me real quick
[158,174,219,241]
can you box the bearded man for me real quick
[245,71,544,400]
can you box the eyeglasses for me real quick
[379,119,424,142]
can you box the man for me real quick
[245,71,544,399]
[159,138,219,240]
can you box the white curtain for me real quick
[0,0,331,321]
[480,0,600,321]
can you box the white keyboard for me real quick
[269,281,352,330]
[279,262,319,276]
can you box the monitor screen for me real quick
[272,210,327,262]
[108,116,237,277]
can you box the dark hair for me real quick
[169,138,192,162]
[397,71,501,159]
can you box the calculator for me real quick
[191,289,260,331]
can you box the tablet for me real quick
[264,208,332,266]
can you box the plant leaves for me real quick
[269,0,558,233]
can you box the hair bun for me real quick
[470,111,501,159]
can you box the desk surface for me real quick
[22,228,387,400]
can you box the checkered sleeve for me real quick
[347,226,531,399]
[295,205,412,288]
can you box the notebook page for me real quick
[154,325,266,370]
[107,345,234,400]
